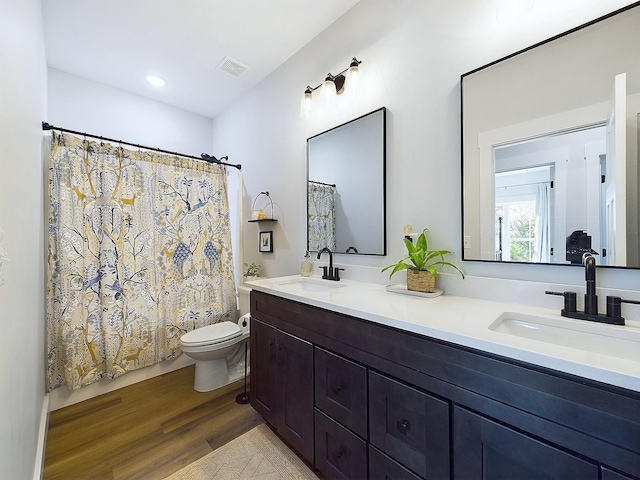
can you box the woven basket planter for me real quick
[406,269,436,293]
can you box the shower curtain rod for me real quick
[42,122,241,170]
[309,180,336,187]
[497,179,552,189]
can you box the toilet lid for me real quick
[181,321,242,346]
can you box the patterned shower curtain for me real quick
[46,133,237,391]
[307,182,337,251]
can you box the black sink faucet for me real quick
[316,247,344,281]
[545,253,640,325]
[584,253,598,315]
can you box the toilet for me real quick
[179,286,252,392]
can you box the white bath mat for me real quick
[164,423,318,480]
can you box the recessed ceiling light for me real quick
[146,75,166,87]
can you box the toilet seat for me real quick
[181,321,242,347]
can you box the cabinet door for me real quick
[276,329,314,463]
[315,347,368,438]
[369,371,450,479]
[602,467,640,480]
[249,318,277,424]
[369,446,422,480]
[315,409,368,480]
[453,406,599,479]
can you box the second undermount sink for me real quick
[274,277,348,293]
[489,312,640,362]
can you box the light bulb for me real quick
[321,74,337,105]
[299,87,312,120]
[348,58,360,90]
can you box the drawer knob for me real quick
[332,450,343,463]
[331,385,342,396]
[396,419,409,435]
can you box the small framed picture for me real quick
[259,231,273,253]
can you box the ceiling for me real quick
[42,0,360,119]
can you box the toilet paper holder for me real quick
[236,313,251,405]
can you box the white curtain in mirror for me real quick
[534,183,550,263]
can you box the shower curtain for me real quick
[46,133,237,391]
[307,182,337,251]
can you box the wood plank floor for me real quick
[44,366,264,480]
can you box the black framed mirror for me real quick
[461,2,640,268]
[307,107,387,256]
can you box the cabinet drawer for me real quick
[602,467,640,480]
[315,409,367,480]
[369,371,449,479]
[315,347,368,438]
[369,446,422,480]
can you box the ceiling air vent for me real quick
[217,56,249,78]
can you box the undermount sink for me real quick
[489,312,640,362]
[274,277,348,293]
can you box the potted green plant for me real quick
[382,229,464,293]
[243,262,261,281]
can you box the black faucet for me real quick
[316,247,344,281]
[584,254,598,315]
[545,253,639,325]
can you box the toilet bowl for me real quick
[180,314,250,392]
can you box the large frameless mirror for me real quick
[461,2,640,268]
[307,107,386,256]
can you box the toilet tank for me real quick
[238,285,251,316]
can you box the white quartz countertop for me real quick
[247,275,640,393]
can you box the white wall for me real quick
[213,0,640,304]
[47,69,214,154]
[0,0,48,478]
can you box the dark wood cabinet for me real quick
[369,446,423,480]
[453,406,599,479]
[602,467,640,480]
[315,347,368,439]
[250,290,640,480]
[369,371,449,479]
[315,409,368,479]
[249,316,277,423]
[250,317,314,462]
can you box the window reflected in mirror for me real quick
[461,3,639,268]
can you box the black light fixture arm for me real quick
[305,57,362,94]
[41,121,240,170]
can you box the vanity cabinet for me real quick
[315,347,367,438]
[314,347,369,478]
[249,317,314,462]
[250,290,640,480]
[369,371,449,478]
[315,408,367,479]
[453,406,598,479]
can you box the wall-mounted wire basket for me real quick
[249,191,277,222]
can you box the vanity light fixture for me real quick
[300,57,362,119]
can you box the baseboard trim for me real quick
[34,394,49,480]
